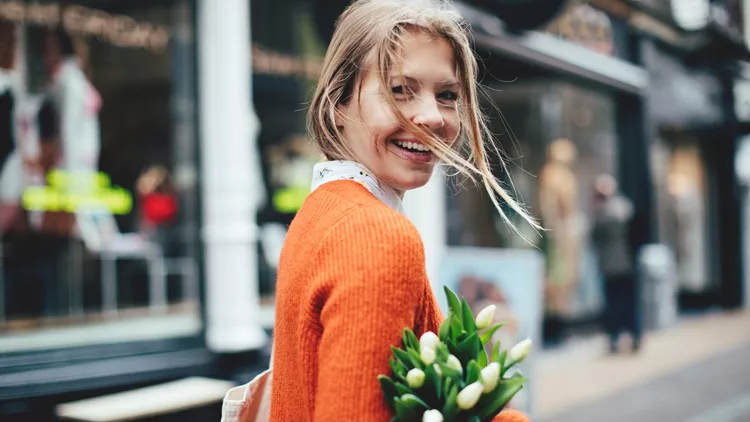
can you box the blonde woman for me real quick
[271,1,537,420]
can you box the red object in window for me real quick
[141,193,178,225]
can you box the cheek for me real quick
[443,110,461,144]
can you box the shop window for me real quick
[446,80,618,320]
[0,1,200,352]
[252,0,326,307]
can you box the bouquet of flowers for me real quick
[378,287,532,422]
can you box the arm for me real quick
[313,208,428,421]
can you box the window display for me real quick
[0,1,200,350]
[446,80,618,324]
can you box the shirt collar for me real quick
[310,160,403,213]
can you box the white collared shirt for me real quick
[310,160,403,213]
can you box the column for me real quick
[403,168,447,296]
[198,0,268,352]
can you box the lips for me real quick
[389,139,434,163]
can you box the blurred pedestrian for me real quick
[591,174,642,353]
[267,1,536,421]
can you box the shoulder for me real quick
[319,197,423,258]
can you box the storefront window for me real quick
[0,1,200,352]
[252,0,325,305]
[652,132,711,294]
[446,80,617,320]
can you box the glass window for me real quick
[446,80,618,320]
[0,1,200,352]
[252,0,326,308]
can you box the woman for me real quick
[271,1,537,420]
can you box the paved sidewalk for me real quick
[534,310,750,420]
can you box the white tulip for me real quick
[406,368,426,389]
[508,338,532,364]
[420,331,441,351]
[421,346,437,365]
[475,304,497,330]
[433,364,442,377]
[480,362,501,393]
[456,381,484,410]
[446,354,463,374]
[423,409,444,422]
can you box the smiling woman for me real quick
[270,0,533,421]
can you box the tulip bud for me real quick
[433,364,442,377]
[480,362,501,393]
[423,409,444,422]
[421,346,437,365]
[508,338,532,364]
[420,331,441,351]
[446,354,463,374]
[406,368,426,389]
[475,304,497,330]
[456,381,484,410]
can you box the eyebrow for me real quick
[393,75,461,90]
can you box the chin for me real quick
[389,168,434,192]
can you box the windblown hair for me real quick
[308,0,540,232]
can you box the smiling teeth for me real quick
[394,140,429,152]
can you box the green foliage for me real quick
[378,286,529,422]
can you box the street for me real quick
[536,311,750,422]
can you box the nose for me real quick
[412,96,445,130]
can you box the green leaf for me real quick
[467,417,481,422]
[392,347,421,370]
[438,315,452,342]
[391,417,402,422]
[491,341,500,362]
[450,314,463,343]
[461,298,478,333]
[441,383,460,422]
[407,347,425,369]
[395,382,415,397]
[393,396,416,421]
[400,393,429,412]
[424,363,442,403]
[390,357,407,381]
[378,375,399,410]
[436,343,451,361]
[403,328,420,352]
[457,332,481,362]
[444,286,462,321]
[497,350,507,371]
[478,348,489,369]
[479,323,504,346]
[466,360,480,384]
[476,377,527,420]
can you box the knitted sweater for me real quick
[270,180,529,422]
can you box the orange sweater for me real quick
[271,180,528,422]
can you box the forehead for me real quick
[389,29,458,83]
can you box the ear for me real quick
[334,101,352,130]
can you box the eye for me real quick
[391,85,408,99]
[438,90,459,103]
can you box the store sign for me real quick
[0,1,169,52]
[545,3,615,56]
[252,43,323,81]
[22,170,133,215]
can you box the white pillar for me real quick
[403,168,447,295]
[198,0,267,352]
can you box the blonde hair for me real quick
[308,0,540,233]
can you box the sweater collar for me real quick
[310,160,403,213]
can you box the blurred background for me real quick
[0,0,748,421]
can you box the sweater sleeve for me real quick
[312,207,427,421]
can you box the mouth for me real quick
[389,139,434,164]
[391,139,431,154]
